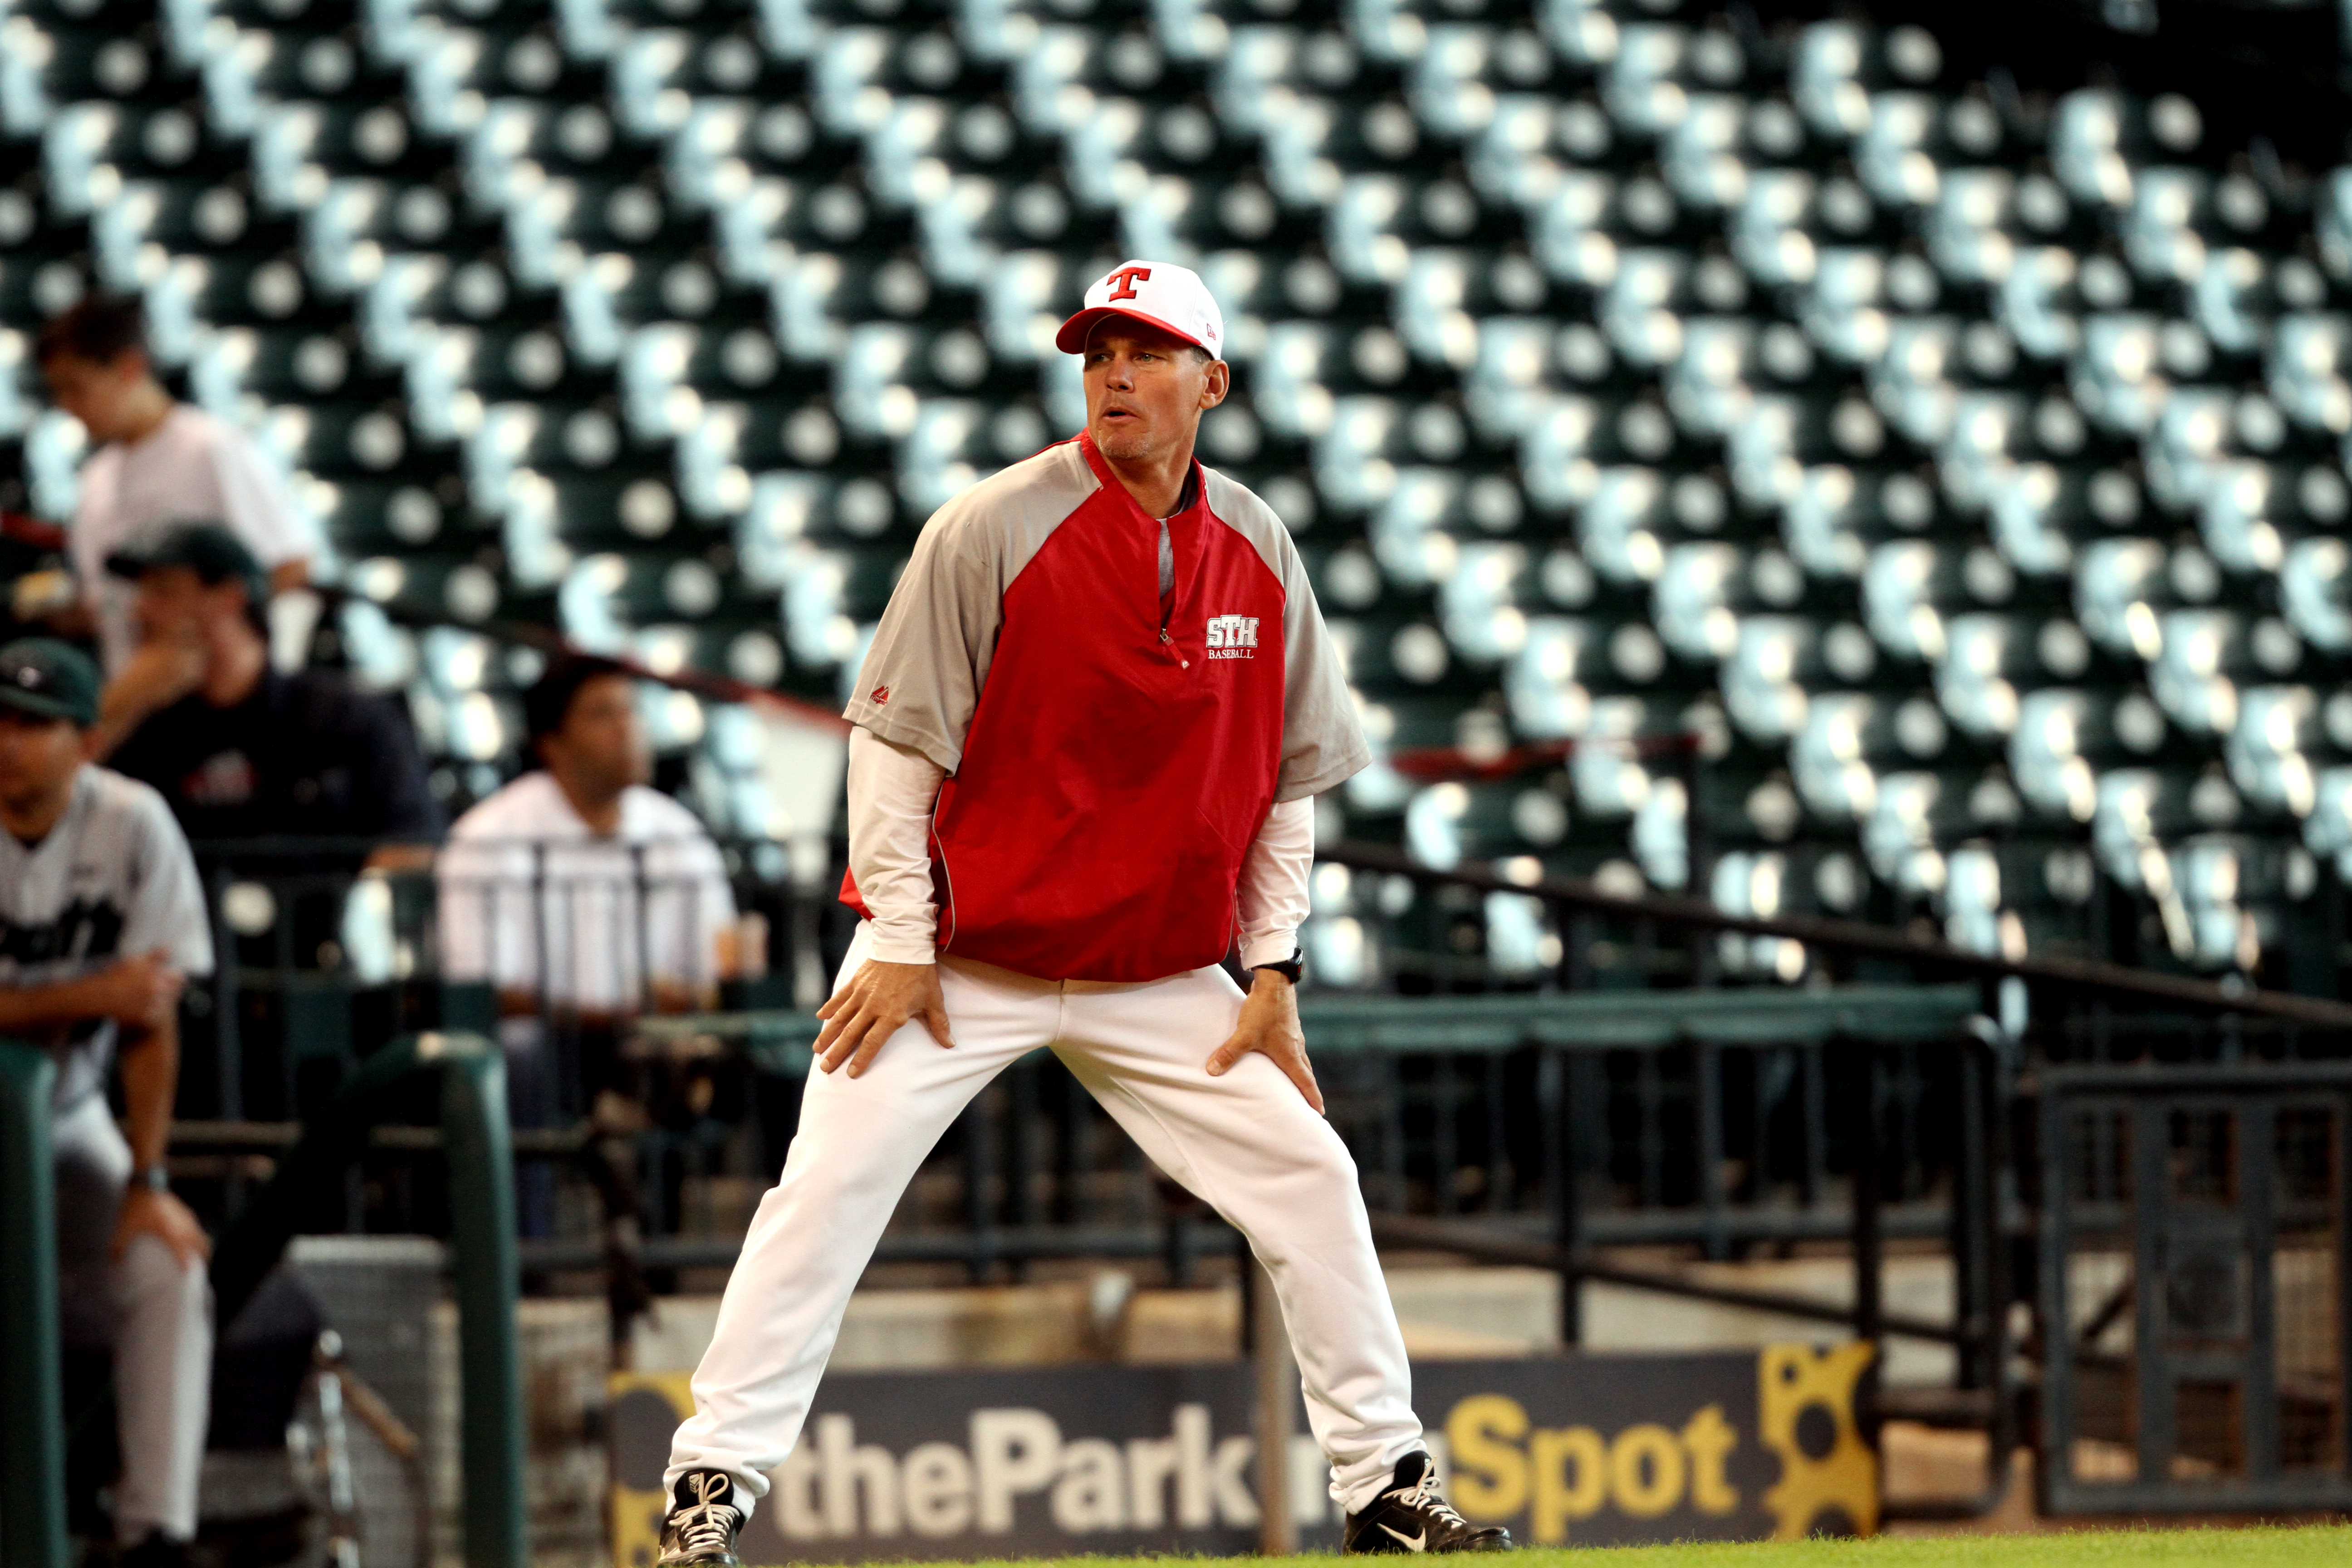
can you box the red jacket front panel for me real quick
[841,434,1365,983]
[920,447,1286,979]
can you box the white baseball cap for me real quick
[1055,259,1225,359]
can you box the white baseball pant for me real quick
[667,923,1426,1514]
[53,1092,215,1545]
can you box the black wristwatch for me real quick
[1251,949,1304,985]
[132,1163,170,1194]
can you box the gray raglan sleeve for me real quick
[840,505,1007,776]
[119,784,216,979]
[1274,533,1371,802]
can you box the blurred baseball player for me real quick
[658,263,1509,1560]
[0,639,213,1566]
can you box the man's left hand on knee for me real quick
[1205,969,1323,1112]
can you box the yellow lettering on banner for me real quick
[1682,1405,1740,1514]
[1528,1426,1606,1544]
[1444,1396,1530,1519]
[1608,1425,1686,1518]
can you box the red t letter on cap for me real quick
[1105,265,1152,300]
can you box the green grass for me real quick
[787,1528,2352,1568]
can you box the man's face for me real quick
[0,710,85,808]
[42,349,150,445]
[134,566,243,645]
[1082,322,1229,466]
[544,674,651,797]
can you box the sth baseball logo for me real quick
[1205,615,1259,659]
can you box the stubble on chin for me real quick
[1091,423,1157,464]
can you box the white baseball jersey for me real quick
[0,765,215,1109]
[69,404,322,672]
[435,771,737,1010]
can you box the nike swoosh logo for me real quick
[1379,1524,1428,1552]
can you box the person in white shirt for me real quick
[37,294,321,723]
[436,655,738,1021]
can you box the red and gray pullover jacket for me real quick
[839,432,1368,983]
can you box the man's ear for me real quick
[1198,359,1230,411]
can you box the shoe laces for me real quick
[674,1473,742,1555]
[1390,1462,1468,1527]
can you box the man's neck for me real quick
[551,770,626,836]
[114,387,176,448]
[1097,436,1197,520]
[0,772,78,846]
[200,629,270,708]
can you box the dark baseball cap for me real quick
[0,638,102,728]
[106,522,269,604]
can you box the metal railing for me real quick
[631,985,1992,1330]
[182,834,824,1124]
[164,831,2352,1282]
[1,1043,69,1568]
[149,822,2352,1519]
[7,1033,529,1568]
[209,1031,529,1568]
[1305,842,2352,1516]
[2037,1062,2352,1514]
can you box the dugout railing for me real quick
[168,833,2008,1282]
[138,823,2352,1519]
[2036,1062,2352,1514]
[0,1032,529,1568]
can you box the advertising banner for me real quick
[610,1345,1875,1564]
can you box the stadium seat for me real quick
[10,0,2350,983]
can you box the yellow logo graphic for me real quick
[611,1373,696,1568]
[1757,1343,1877,1539]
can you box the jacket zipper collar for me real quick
[1076,433,1205,654]
[1074,431,1204,524]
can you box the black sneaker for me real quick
[658,1470,746,1567]
[1344,1450,1513,1554]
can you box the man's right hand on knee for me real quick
[813,960,954,1078]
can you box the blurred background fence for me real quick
[141,797,2352,1523]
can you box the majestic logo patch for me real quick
[1205,615,1259,659]
[871,685,890,705]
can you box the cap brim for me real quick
[103,549,157,580]
[1055,305,1216,357]
[0,686,87,726]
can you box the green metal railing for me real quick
[210,1031,526,1568]
[632,981,1984,1065]
[1,1033,527,1568]
[0,1042,68,1568]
